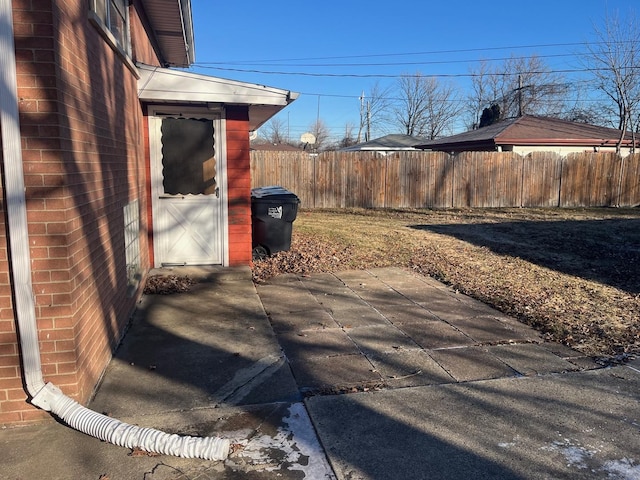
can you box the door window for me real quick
[161,118,217,195]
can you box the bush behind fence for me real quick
[250,150,640,209]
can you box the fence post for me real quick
[616,155,625,207]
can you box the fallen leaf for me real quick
[129,447,160,457]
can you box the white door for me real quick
[150,113,225,266]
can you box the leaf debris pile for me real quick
[143,275,197,295]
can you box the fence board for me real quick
[522,152,562,207]
[314,151,345,208]
[453,152,522,207]
[250,151,315,207]
[384,151,452,208]
[343,152,386,208]
[561,153,622,207]
[250,150,640,209]
[618,154,640,207]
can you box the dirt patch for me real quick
[252,208,640,358]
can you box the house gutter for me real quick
[497,137,635,148]
[0,0,228,460]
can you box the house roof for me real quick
[340,134,425,152]
[141,0,195,68]
[137,64,299,130]
[415,115,638,152]
[251,143,304,152]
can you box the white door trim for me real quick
[147,105,229,267]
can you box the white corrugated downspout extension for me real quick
[0,1,229,461]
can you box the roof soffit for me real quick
[140,0,195,67]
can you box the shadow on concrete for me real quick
[306,365,640,480]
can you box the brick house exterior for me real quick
[0,0,296,425]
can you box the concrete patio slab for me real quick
[323,303,390,328]
[276,329,361,361]
[446,314,533,343]
[397,320,476,349]
[3,266,631,480]
[346,324,422,356]
[288,354,382,392]
[267,307,340,333]
[488,343,584,376]
[373,302,441,325]
[368,350,456,388]
[428,346,519,381]
[306,366,640,480]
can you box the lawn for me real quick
[252,207,640,359]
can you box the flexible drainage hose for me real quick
[33,383,230,460]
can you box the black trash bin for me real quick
[251,186,300,259]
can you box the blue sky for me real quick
[188,0,637,143]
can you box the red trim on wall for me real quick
[225,106,252,265]
[143,115,154,267]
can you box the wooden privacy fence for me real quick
[250,150,640,209]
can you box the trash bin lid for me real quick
[251,186,300,202]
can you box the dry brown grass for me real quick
[251,208,640,359]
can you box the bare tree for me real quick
[260,117,288,144]
[357,82,392,142]
[309,119,331,151]
[583,9,640,151]
[560,81,609,126]
[467,56,569,128]
[466,60,492,129]
[392,73,461,139]
[338,122,357,148]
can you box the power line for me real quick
[201,40,636,64]
[191,65,629,79]
[196,53,579,68]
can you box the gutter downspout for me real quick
[0,1,228,461]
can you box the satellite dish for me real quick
[249,130,258,141]
[300,132,316,144]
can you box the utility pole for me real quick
[518,74,523,117]
[366,100,371,142]
[357,91,365,143]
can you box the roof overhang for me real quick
[497,137,636,147]
[416,140,498,152]
[140,0,195,67]
[137,64,299,130]
[341,146,419,152]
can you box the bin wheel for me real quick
[252,245,269,260]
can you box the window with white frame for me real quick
[89,0,131,58]
[123,200,141,296]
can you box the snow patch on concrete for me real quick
[543,437,639,479]
[225,403,335,478]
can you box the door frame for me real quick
[147,105,229,267]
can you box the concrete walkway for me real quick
[1,266,639,479]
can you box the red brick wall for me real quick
[225,106,253,265]
[0,0,159,425]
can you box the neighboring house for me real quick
[340,134,425,153]
[250,142,305,152]
[415,115,639,156]
[0,0,296,425]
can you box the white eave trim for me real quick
[137,64,298,130]
[137,64,298,106]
